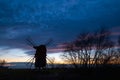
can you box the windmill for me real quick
[26,37,53,69]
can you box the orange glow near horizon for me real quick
[0,48,32,62]
[0,48,64,63]
[0,55,31,62]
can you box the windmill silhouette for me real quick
[26,37,53,69]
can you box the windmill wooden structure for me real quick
[26,37,52,69]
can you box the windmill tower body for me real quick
[34,45,47,69]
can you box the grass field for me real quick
[0,67,120,80]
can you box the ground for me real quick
[0,67,120,80]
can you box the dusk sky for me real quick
[0,0,120,63]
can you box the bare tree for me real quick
[0,59,6,66]
[118,36,120,46]
[61,32,95,68]
[82,27,117,67]
[61,27,118,68]
[115,36,120,64]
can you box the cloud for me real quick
[0,0,120,55]
[0,0,120,23]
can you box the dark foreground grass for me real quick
[0,67,120,80]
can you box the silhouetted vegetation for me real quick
[0,60,6,67]
[61,28,120,68]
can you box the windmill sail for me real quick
[25,37,53,69]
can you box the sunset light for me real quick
[0,0,120,79]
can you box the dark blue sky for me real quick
[0,0,120,62]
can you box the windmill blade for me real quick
[26,57,35,69]
[26,38,34,47]
[25,39,34,47]
[46,57,53,64]
[26,57,34,64]
[45,39,53,46]
[26,57,34,65]
[30,58,35,69]
[28,37,36,46]
[25,37,36,47]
